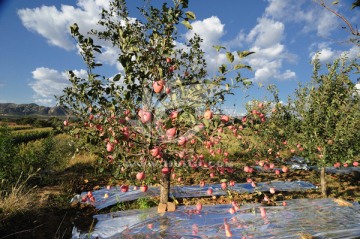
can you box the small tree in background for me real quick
[58,0,252,207]
[290,56,360,197]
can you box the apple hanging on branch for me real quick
[58,0,254,209]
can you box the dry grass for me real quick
[0,173,36,219]
[298,232,315,239]
[66,152,98,168]
[14,127,53,134]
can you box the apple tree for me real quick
[289,56,360,197]
[58,0,253,205]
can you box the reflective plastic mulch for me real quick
[72,198,360,239]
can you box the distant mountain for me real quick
[0,103,67,116]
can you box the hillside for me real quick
[0,103,66,116]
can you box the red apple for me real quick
[141,111,152,123]
[106,142,115,152]
[177,136,187,146]
[229,180,235,187]
[161,167,170,175]
[63,120,69,126]
[204,110,213,120]
[206,188,213,195]
[150,147,160,157]
[221,182,227,190]
[166,127,176,138]
[281,166,289,173]
[260,207,266,218]
[221,115,229,123]
[196,203,202,212]
[120,185,129,192]
[228,207,236,214]
[353,161,359,167]
[244,166,250,173]
[153,81,164,93]
[169,111,178,119]
[269,187,276,194]
[136,172,145,181]
[166,57,172,63]
[87,191,93,198]
[140,185,148,192]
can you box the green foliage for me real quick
[58,0,252,192]
[12,128,53,144]
[0,124,77,189]
[0,125,18,181]
[290,57,360,166]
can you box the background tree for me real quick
[289,56,360,197]
[58,0,252,206]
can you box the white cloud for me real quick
[246,18,284,48]
[342,46,360,60]
[184,16,228,71]
[34,98,54,106]
[311,48,337,62]
[243,17,296,82]
[29,67,87,105]
[265,0,338,37]
[18,1,106,50]
[18,1,131,71]
[183,15,296,82]
[310,45,359,63]
[356,83,360,93]
[185,16,225,51]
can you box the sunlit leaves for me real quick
[185,11,196,20]
[237,50,255,59]
[181,20,192,29]
[226,52,234,63]
[213,45,226,52]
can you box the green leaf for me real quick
[332,0,339,4]
[203,119,210,128]
[218,64,227,74]
[352,0,360,9]
[181,20,193,30]
[213,45,226,52]
[237,50,255,58]
[233,64,252,71]
[181,0,189,8]
[185,11,196,20]
[113,74,121,82]
[226,52,234,63]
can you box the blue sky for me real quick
[0,0,359,114]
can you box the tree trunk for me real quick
[160,159,171,204]
[320,167,327,198]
